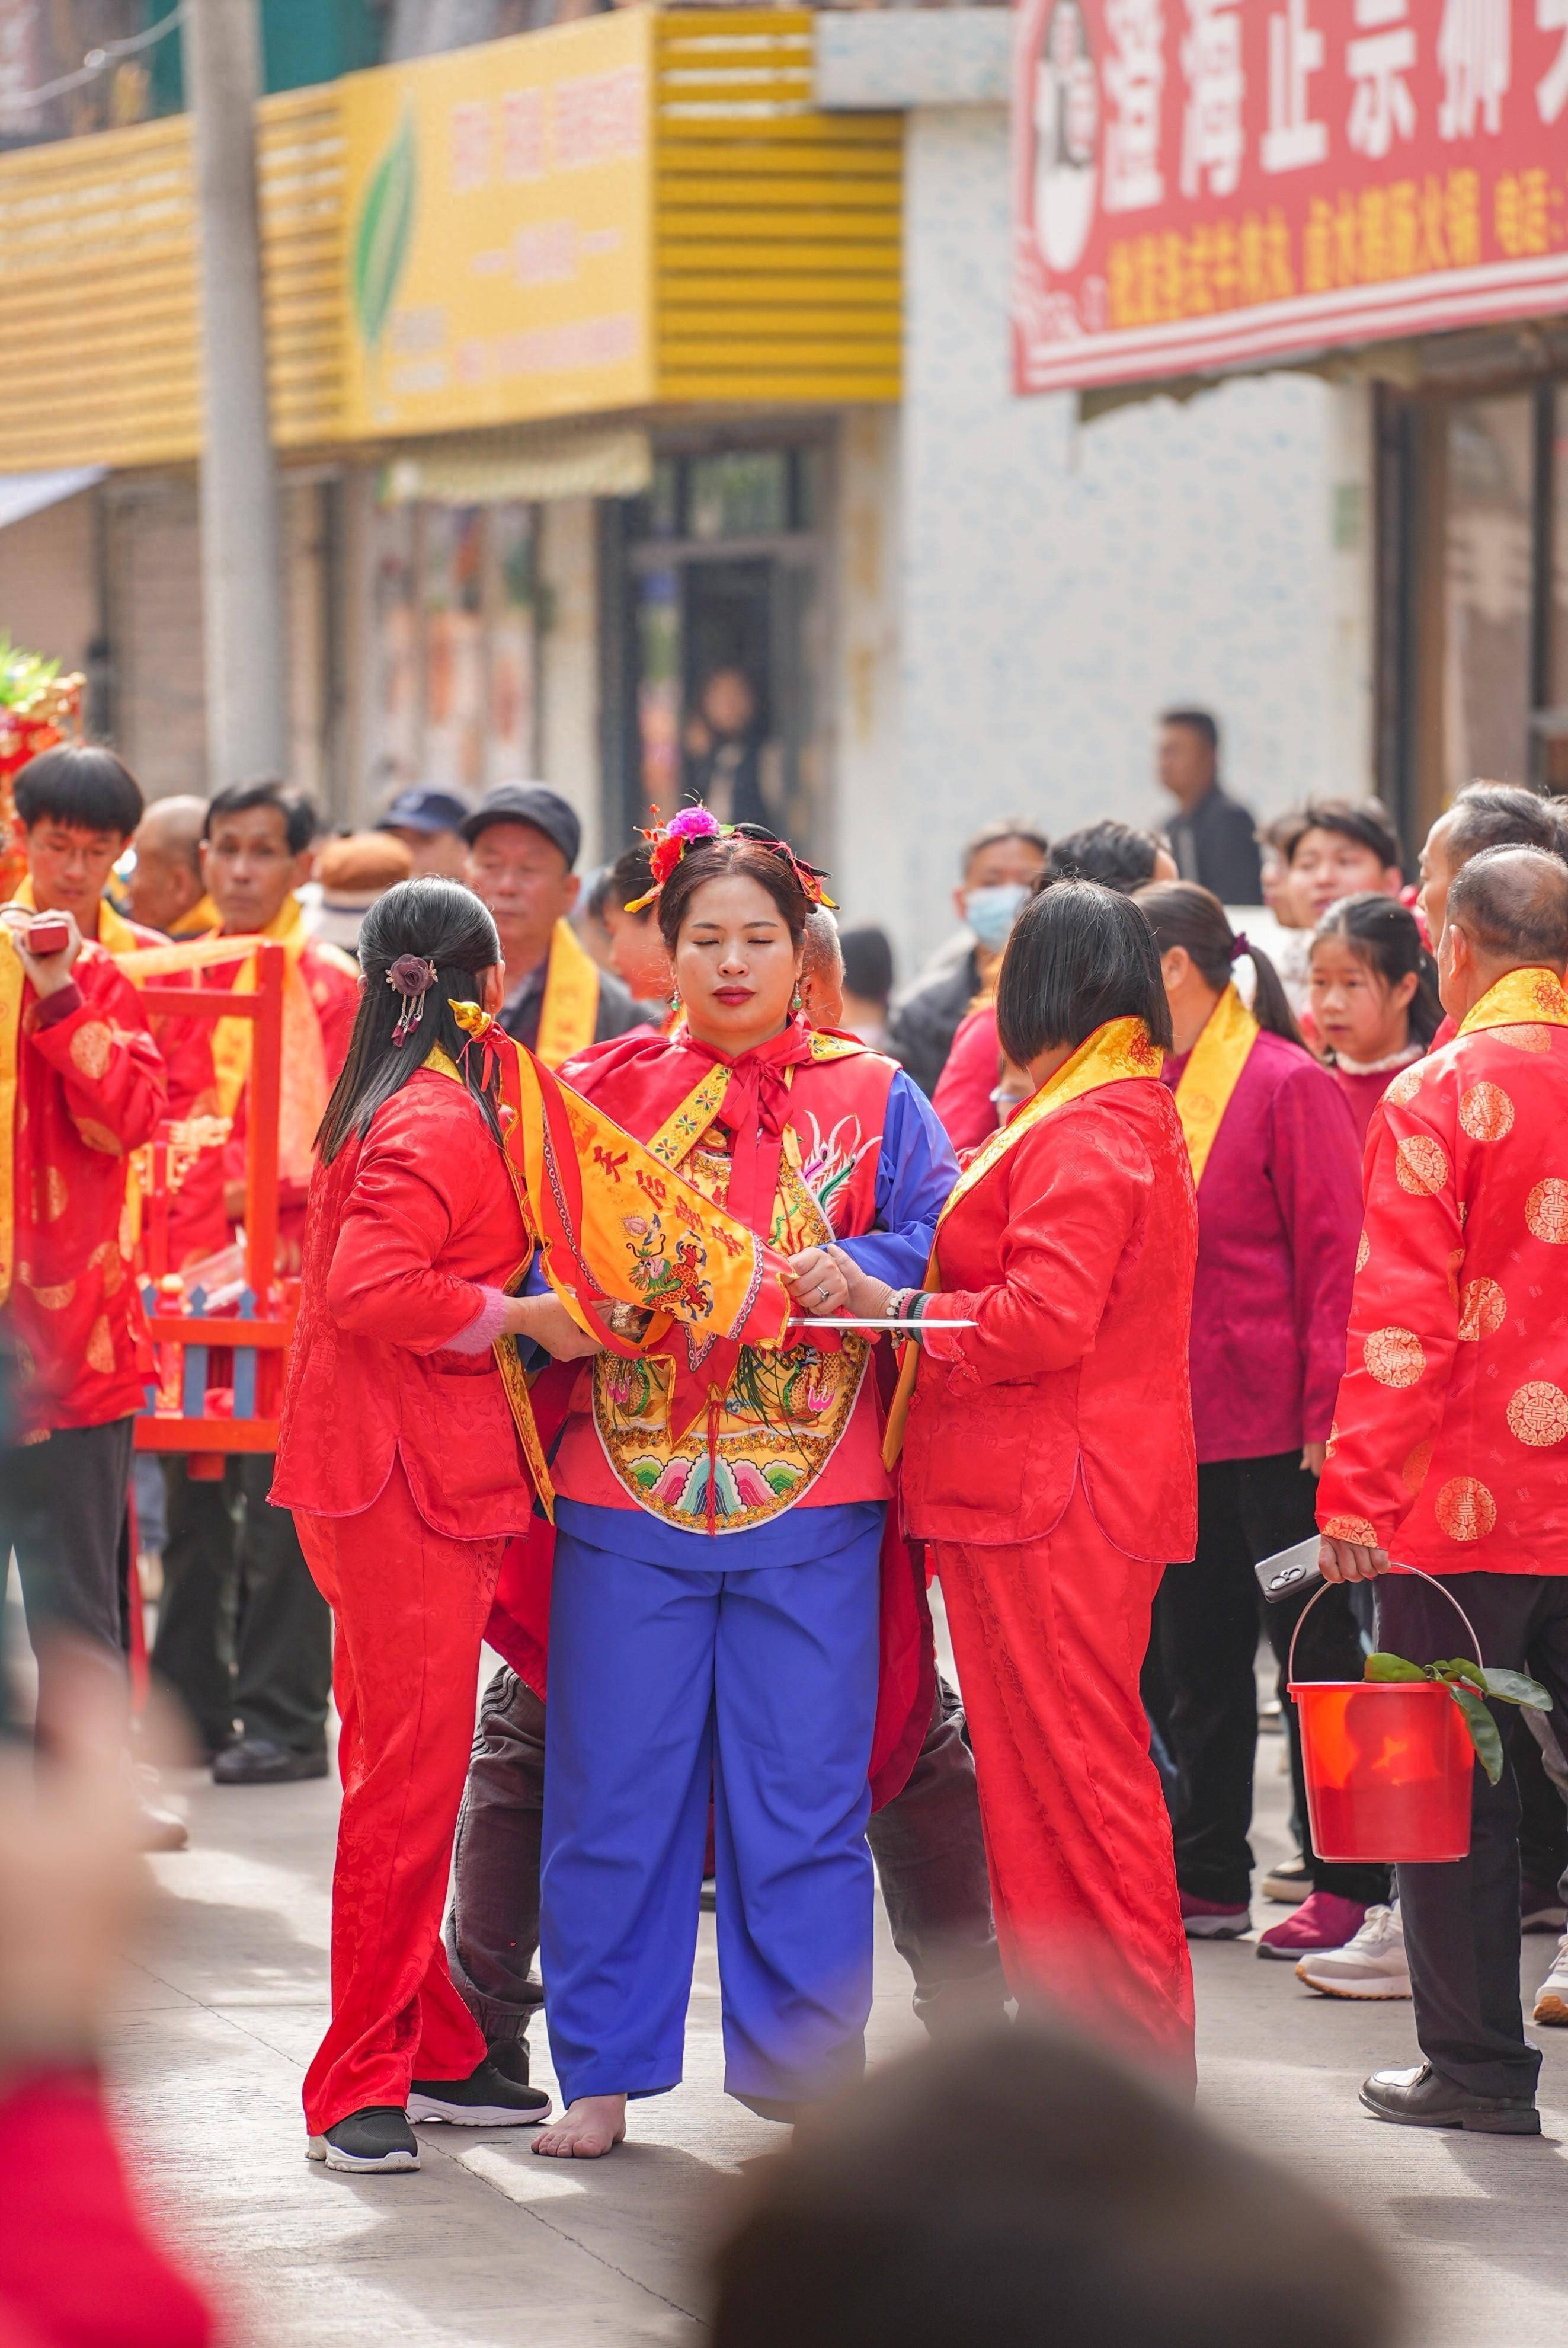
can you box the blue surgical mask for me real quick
[964,882,1031,953]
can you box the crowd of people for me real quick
[7,712,1568,2333]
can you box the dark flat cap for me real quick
[460,783,581,868]
[379,785,472,836]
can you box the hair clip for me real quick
[385,953,437,1045]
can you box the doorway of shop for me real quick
[601,446,827,862]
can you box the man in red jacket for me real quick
[0,903,166,1749]
[1318,845,1568,2135]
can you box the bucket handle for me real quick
[1287,1560,1483,1688]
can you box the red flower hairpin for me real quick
[625,804,836,912]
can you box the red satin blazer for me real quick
[900,1078,1198,1560]
[271,1068,537,1539]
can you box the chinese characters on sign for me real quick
[341,11,654,436]
[1013,0,1568,394]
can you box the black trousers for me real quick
[0,1415,134,1739]
[1145,1451,1391,1908]
[153,1453,332,1755]
[446,1665,1007,2049]
[1377,1571,1568,2102]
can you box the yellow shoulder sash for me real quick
[938,1015,1163,1231]
[1458,966,1568,1038]
[1172,983,1258,1190]
[537,918,600,1068]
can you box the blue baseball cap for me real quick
[379,786,472,836]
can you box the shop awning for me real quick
[0,467,105,530]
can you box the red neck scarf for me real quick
[681,1016,817,1231]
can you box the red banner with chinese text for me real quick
[1013,0,1568,395]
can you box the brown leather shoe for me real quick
[1361,2061,1540,2134]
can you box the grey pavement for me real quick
[108,1702,1568,2347]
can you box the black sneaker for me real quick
[308,2106,420,2171]
[408,2056,551,2126]
[213,1737,329,1786]
[485,2038,535,2088]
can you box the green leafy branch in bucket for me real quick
[1364,1653,1552,1785]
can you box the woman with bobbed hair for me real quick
[272,877,596,2174]
[1132,881,1387,1962]
[868,880,1201,2075]
[530,810,957,2160]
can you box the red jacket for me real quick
[932,1004,1001,1154]
[1317,999,1568,1573]
[6,948,167,1435]
[901,1078,1198,1560]
[271,1067,539,1539]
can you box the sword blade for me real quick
[785,1316,977,1330]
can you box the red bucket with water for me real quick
[1287,1569,1478,1864]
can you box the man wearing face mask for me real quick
[885,820,1048,1100]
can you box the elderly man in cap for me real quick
[379,785,472,881]
[463,784,640,1064]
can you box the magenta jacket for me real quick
[1160,1028,1362,1464]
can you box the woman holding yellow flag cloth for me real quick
[1132,883,1387,1960]
[522,813,957,2161]
[879,881,1199,2078]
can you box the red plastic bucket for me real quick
[1287,1568,1479,1864]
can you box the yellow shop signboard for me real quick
[339,11,655,437]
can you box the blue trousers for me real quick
[540,1515,882,2110]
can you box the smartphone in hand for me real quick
[1254,1535,1324,1605]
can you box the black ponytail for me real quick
[1132,880,1305,1047]
[316,877,505,1164]
[1311,892,1442,1049]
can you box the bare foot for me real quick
[532,2094,628,2159]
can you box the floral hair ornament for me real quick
[385,954,437,1045]
[624,803,837,912]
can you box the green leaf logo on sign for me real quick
[353,107,417,360]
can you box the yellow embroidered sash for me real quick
[882,1016,1163,1467]
[1457,966,1568,1038]
[1172,982,1258,1190]
[536,918,600,1069]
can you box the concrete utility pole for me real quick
[185,0,287,786]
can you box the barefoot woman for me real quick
[531,813,956,2158]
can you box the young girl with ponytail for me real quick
[1308,894,1442,1143]
[271,877,593,2174]
[1131,882,1390,1963]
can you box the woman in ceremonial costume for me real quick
[1131,883,1389,1960]
[272,877,785,2176]
[872,881,1199,2075]
[529,809,957,2160]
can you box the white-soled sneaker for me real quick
[1295,1902,1410,2000]
[1532,1931,1568,2026]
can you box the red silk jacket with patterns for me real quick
[1316,997,1568,1574]
[902,1078,1199,1560]
[7,946,167,1433]
[271,1069,537,1540]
